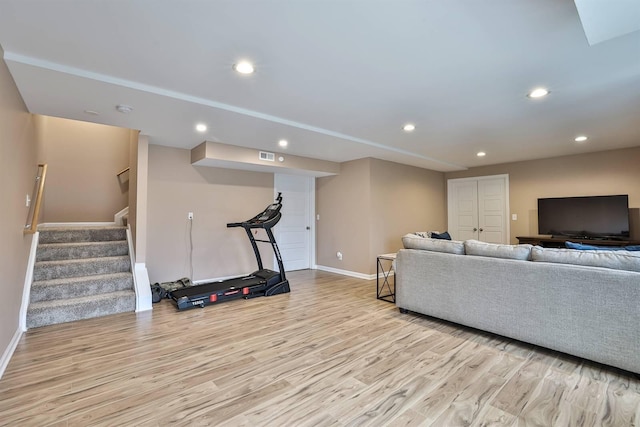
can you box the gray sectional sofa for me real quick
[396,234,640,373]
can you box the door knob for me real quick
[479,228,484,232]
[473,228,478,232]
[306,226,310,230]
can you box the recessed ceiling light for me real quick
[403,123,416,132]
[278,139,288,148]
[195,123,207,132]
[233,61,255,74]
[115,104,133,113]
[84,110,99,116]
[574,135,588,142]
[527,88,549,98]
[477,151,486,157]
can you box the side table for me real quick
[377,253,396,303]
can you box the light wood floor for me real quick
[1,270,639,426]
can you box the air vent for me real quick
[259,151,275,162]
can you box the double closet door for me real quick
[447,175,509,244]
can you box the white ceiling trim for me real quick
[4,50,465,171]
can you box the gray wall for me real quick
[34,115,132,222]
[317,158,447,275]
[446,147,640,242]
[146,145,275,283]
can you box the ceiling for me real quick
[1,0,639,172]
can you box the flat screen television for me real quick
[538,195,630,239]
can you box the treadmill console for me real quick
[257,203,280,222]
[227,193,283,229]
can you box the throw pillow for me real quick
[430,231,452,240]
[625,245,640,251]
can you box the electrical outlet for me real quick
[336,251,343,260]
[188,212,193,220]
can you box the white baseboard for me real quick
[0,328,23,380]
[315,265,375,281]
[192,273,248,285]
[377,271,395,279]
[175,267,380,286]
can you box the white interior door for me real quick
[448,175,509,243]
[478,178,506,243]
[274,174,314,271]
[449,180,479,241]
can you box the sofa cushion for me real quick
[402,234,464,255]
[464,240,532,260]
[531,246,640,272]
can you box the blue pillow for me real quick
[565,241,628,251]
[431,231,452,240]
[625,245,640,251]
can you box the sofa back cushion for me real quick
[464,240,532,260]
[402,234,465,255]
[531,246,640,272]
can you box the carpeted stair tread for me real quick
[38,226,127,244]
[28,224,137,329]
[33,256,131,281]
[27,290,136,329]
[36,240,129,262]
[30,272,134,303]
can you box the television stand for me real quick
[517,236,640,248]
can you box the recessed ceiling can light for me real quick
[477,151,486,157]
[233,61,255,74]
[115,104,133,113]
[574,135,588,142]
[195,123,207,132]
[527,88,549,98]
[403,123,416,132]
[278,139,288,147]
[84,110,99,116]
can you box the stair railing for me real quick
[24,163,48,234]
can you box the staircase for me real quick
[27,226,136,328]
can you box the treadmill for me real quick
[170,193,290,310]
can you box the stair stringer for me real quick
[19,232,39,332]
[126,225,152,312]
